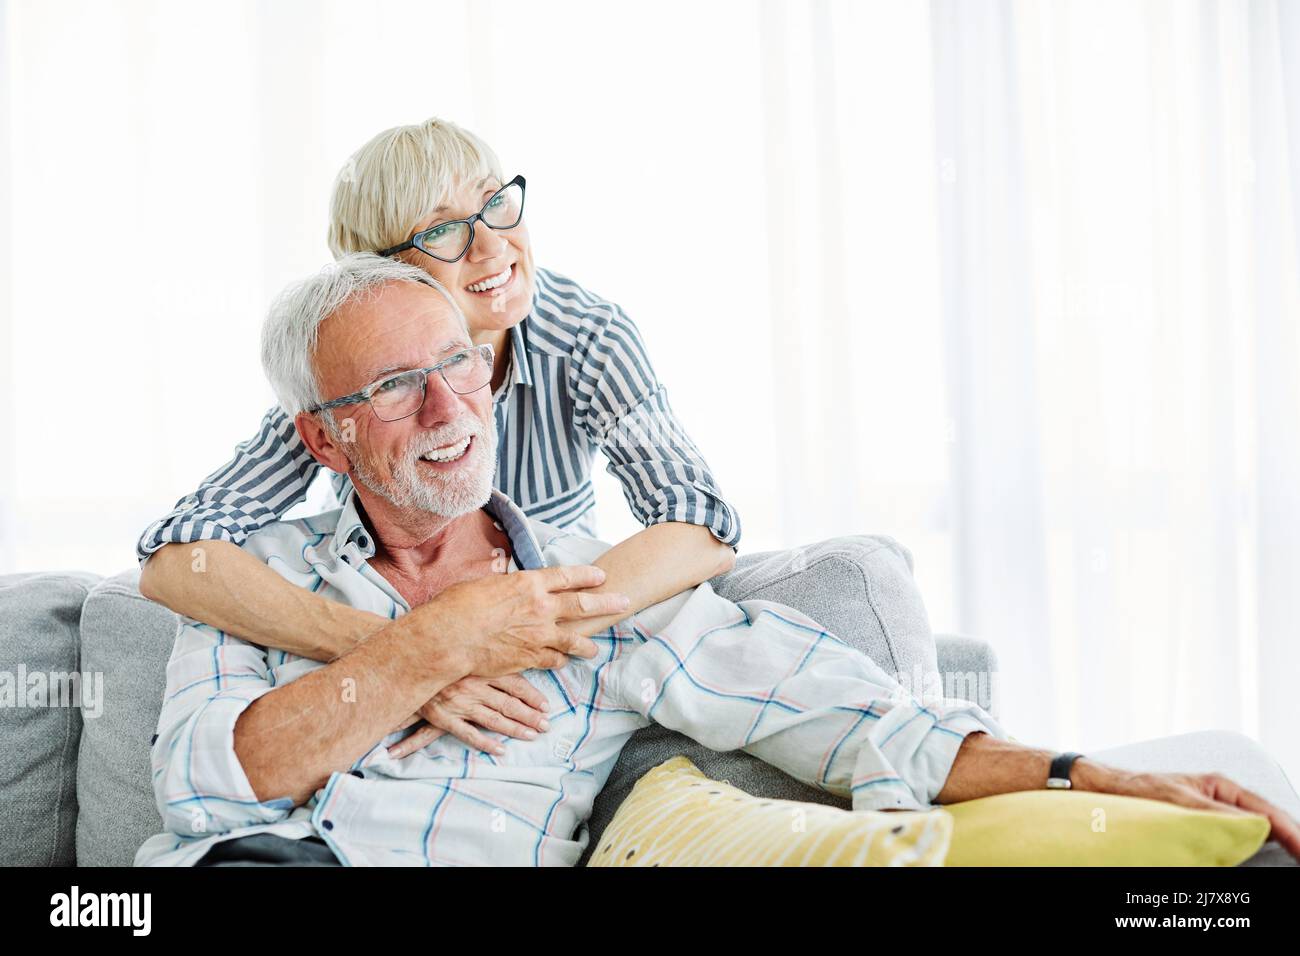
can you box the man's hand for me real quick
[1074,760,1300,861]
[386,674,551,758]
[411,564,632,677]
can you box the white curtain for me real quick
[2,0,1297,778]
[928,0,1300,780]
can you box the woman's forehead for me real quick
[427,173,502,217]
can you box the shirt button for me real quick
[357,535,369,549]
[321,819,335,830]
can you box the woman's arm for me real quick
[137,404,358,656]
[556,281,743,611]
[559,281,743,553]
[139,540,381,659]
[139,521,734,658]
[139,536,632,757]
[136,405,323,563]
[579,521,734,634]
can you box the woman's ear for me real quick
[295,411,353,475]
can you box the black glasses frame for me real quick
[377,175,527,262]
[304,343,496,423]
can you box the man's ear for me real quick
[295,411,353,475]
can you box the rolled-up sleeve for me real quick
[612,586,1008,811]
[567,304,741,548]
[150,621,296,837]
[135,405,336,563]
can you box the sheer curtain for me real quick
[927,0,1300,775]
[2,0,1296,778]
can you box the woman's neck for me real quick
[474,327,512,393]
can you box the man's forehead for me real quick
[354,336,469,384]
[319,283,468,384]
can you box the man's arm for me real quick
[610,588,1300,860]
[935,732,1073,803]
[151,621,300,839]
[938,732,1300,858]
[151,565,628,837]
[150,615,462,838]
[611,587,1003,812]
[233,611,467,805]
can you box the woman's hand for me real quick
[413,564,629,677]
[387,674,552,759]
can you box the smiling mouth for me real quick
[419,435,472,464]
[466,264,514,294]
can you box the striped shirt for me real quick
[135,487,1006,867]
[135,267,740,561]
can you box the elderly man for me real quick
[136,255,1300,867]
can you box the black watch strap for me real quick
[1047,751,1085,789]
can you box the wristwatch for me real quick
[1046,752,1085,789]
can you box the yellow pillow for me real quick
[942,789,1269,866]
[587,756,952,867]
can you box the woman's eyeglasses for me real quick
[377,175,526,263]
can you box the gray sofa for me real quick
[1,568,1295,866]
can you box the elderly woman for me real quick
[137,117,935,756]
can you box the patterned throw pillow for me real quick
[587,756,952,867]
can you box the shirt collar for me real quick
[483,488,547,569]
[488,317,535,400]
[331,490,373,558]
[492,322,533,402]
[330,486,547,571]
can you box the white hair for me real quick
[261,253,468,417]
[327,116,504,258]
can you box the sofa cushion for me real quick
[76,570,178,866]
[713,535,941,683]
[0,571,101,866]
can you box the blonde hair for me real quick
[328,117,504,258]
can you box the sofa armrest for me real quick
[933,633,1000,720]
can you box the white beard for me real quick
[348,417,496,519]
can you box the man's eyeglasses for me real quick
[305,344,495,423]
[377,175,526,263]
